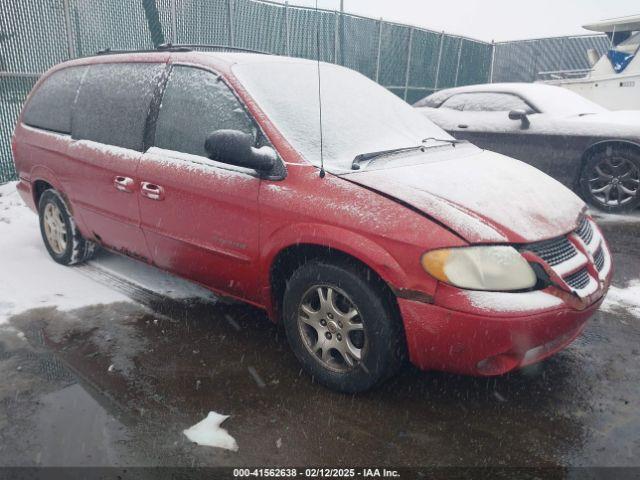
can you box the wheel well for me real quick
[33,180,53,207]
[581,140,640,170]
[269,244,399,323]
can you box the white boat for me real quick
[542,15,640,110]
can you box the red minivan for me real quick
[12,48,612,392]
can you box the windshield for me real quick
[613,31,640,55]
[525,85,607,116]
[234,60,451,171]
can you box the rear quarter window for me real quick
[22,66,87,134]
[72,62,165,151]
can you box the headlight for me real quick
[421,246,537,291]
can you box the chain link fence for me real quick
[0,0,611,183]
[0,0,494,183]
[491,34,609,83]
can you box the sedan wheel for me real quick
[581,147,640,213]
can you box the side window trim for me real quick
[143,62,172,151]
[440,91,539,114]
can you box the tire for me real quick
[282,260,405,393]
[580,146,640,213]
[38,189,96,265]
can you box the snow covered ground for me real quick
[0,182,128,324]
[0,181,216,325]
[601,280,640,318]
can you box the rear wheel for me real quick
[580,146,640,213]
[38,189,96,265]
[282,260,405,393]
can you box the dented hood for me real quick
[340,146,585,244]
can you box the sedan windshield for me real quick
[234,60,451,172]
[524,85,607,117]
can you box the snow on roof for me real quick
[178,51,321,67]
[425,82,606,116]
[583,14,640,33]
[429,82,570,99]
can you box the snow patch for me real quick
[465,290,564,313]
[88,253,217,301]
[183,412,238,451]
[0,182,128,324]
[601,281,640,318]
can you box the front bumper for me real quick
[399,215,612,376]
[399,293,604,376]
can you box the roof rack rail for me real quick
[96,44,272,56]
[157,43,273,54]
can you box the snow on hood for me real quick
[341,148,585,243]
[575,110,640,128]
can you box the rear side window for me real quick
[22,66,87,134]
[73,63,164,151]
[154,66,254,157]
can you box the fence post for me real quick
[403,27,413,101]
[171,0,177,43]
[62,0,76,59]
[454,37,463,86]
[489,40,496,83]
[375,18,382,82]
[228,0,235,46]
[283,1,290,56]
[434,31,445,91]
[333,9,340,64]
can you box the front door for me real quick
[137,65,263,301]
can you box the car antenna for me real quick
[315,0,326,178]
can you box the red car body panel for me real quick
[12,52,613,377]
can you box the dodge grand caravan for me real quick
[12,49,612,392]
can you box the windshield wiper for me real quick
[351,146,424,170]
[351,138,465,170]
[421,137,464,147]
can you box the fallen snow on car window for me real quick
[183,411,238,451]
[234,59,451,172]
[0,182,127,324]
[601,281,640,318]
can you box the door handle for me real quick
[113,176,135,193]
[140,182,164,201]
[458,124,469,129]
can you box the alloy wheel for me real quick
[588,155,640,207]
[43,202,67,255]
[297,285,366,372]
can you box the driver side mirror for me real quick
[204,129,276,174]
[508,109,531,129]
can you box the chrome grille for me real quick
[594,247,605,272]
[525,236,577,266]
[576,217,594,245]
[564,268,591,290]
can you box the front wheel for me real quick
[38,189,96,265]
[580,146,640,213]
[282,260,405,393]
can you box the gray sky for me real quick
[275,0,638,41]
